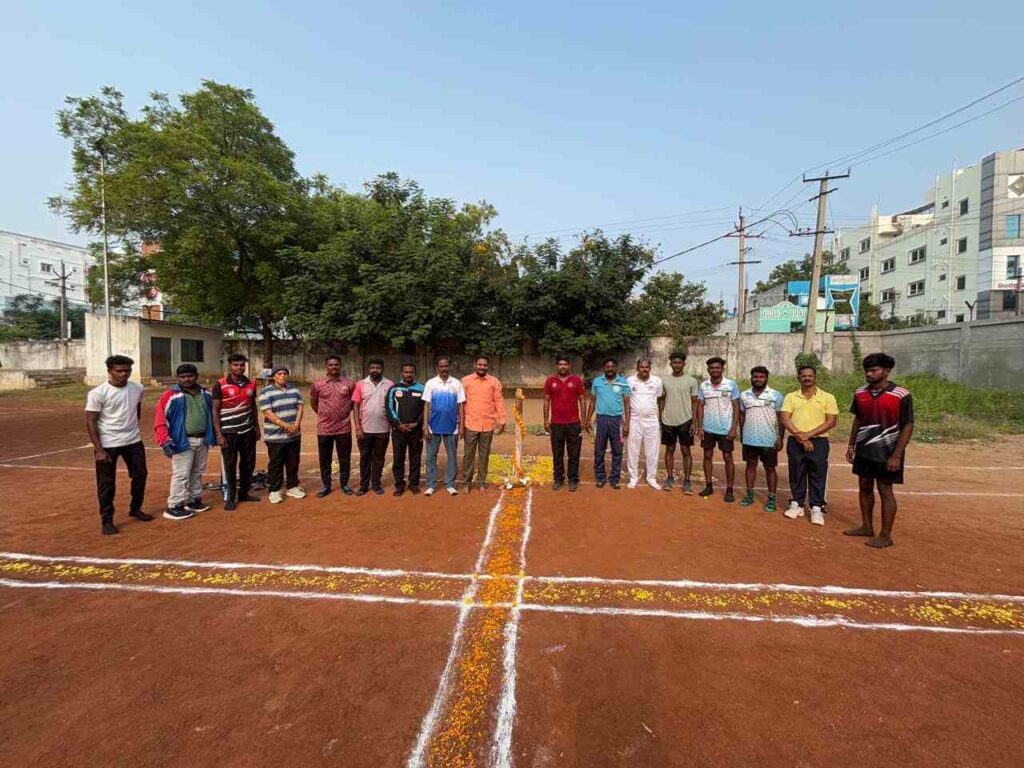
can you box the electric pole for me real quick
[726,208,761,334]
[45,259,77,341]
[792,170,849,353]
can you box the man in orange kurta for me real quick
[460,356,507,492]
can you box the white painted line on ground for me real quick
[518,602,1024,636]
[0,444,92,462]
[0,551,473,582]
[493,488,533,768]
[0,577,463,609]
[407,492,506,768]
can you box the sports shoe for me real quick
[568,481,579,492]
[698,485,714,498]
[341,485,354,496]
[373,486,385,496]
[286,486,306,499]
[269,491,284,504]
[552,481,564,491]
[129,510,154,521]
[446,487,458,496]
[596,480,606,488]
[810,506,825,526]
[648,480,662,491]
[393,487,405,497]
[739,490,755,507]
[163,505,195,521]
[355,488,369,497]
[764,494,777,513]
[316,486,332,498]
[723,489,735,503]
[663,476,675,490]
[409,487,421,495]
[682,480,694,495]
[424,487,436,497]
[627,480,639,489]
[784,501,804,519]
[101,519,119,535]
[185,498,211,513]
[224,499,238,511]
[610,481,620,490]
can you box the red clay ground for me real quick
[0,392,1022,766]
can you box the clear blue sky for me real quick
[4,0,1023,305]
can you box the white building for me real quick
[833,148,1024,324]
[0,230,91,314]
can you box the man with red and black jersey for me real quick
[212,353,261,510]
[844,352,914,549]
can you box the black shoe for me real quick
[568,481,579,492]
[238,494,260,503]
[373,486,385,496]
[341,485,354,496]
[596,480,606,488]
[552,481,563,491]
[224,499,238,511]
[409,487,421,495]
[723,489,735,503]
[610,481,620,490]
[101,519,119,535]
[129,510,154,521]
[355,488,369,497]
[393,487,405,497]
[163,505,195,521]
[699,485,714,498]
[663,476,675,490]
[185,498,211,513]
[316,486,332,499]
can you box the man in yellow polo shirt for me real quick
[779,364,838,526]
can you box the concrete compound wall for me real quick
[0,340,86,370]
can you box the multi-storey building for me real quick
[0,230,91,314]
[833,147,1024,324]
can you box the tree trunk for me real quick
[261,316,274,369]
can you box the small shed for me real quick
[85,313,224,384]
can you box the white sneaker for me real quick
[446,487,459,496]
[810,506,825,526]
[286,486,306,499]
[783,501,804,519]
[627,480,638,489]
[269,491,283,504]
[424,487,436,496]
[647,480,663,491]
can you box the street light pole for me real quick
[100,154,112,357]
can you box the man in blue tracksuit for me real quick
[586,357,631,489]
[387,361,426,496]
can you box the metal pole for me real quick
[802,178,829,353]
[736,209,746,333]
[100,154,112,357]
[59,260,67,342]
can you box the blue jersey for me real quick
[423,375,466,434]
[740,386,784,447]
[591,375,630,417]
[697,377,740,434]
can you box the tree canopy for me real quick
[0,295,85,341]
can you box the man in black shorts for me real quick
[659,352,699,493]
[738,366,784,512]
[694,357,741,501]
[845,353,915,549]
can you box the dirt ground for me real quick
[0,392,1022,767]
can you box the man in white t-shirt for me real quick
[85,354,151,535]
[626,358,665,490]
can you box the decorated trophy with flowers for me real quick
[504,388,531,488]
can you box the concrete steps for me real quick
[25,368,86,389]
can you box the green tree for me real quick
[51,82,309,364]
[0,295,85,341]
[82,241,149,309]
[630,272,725,344]
[754,251,846,292]
[857,296,889,331]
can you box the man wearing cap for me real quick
[352,358,394,496]
[155,364,217,520]
[258,365,306,504]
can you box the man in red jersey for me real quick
[543,355,586,491]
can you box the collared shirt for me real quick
[387,380,426,427]
[423,375,466,434]
[461,374,507,432]
[212,374,257,434]
[258,384,302,443]
[84,381,145,448]
[740,386,784,448]
[182,388,209,436]
[661,373,699,426]
[591,375,630,417]
[310,376,355,435]
[544,374,584,424]
[782,387,840,436]
[627,374,664,420]
[850,382,914,463]
[352,377,394,434]
[698,378,741,434]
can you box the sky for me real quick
[3,0,1024,306]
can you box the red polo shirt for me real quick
[544,374,584,424]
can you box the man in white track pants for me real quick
[626,358,664,490]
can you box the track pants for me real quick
[95,440,148,521]
[786,436,829,508]
[462,429,495,487]
[267,440,301,492]
[391,426,423,491]
[168,437,209,508]
[550,422,582,484]
[317,433,352,489]
[627,415,660,485]
[593,415,623,483]
[221,430,257,500]
[358,432,390,491]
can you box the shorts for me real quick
[742,444,779,467]
[661,420,694,448]
[852,456,904,485]
[701,432,734,453]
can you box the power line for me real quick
[506,205,737,238]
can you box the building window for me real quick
[40,262,53,273]
[839,247,850,262]
[942,201,950,209]
[955,275,967,291]
[881,288,896,303]
[909,246,926,265]
[181,339,205,362]
[859,266,870,281]
[937,309,946,319]
[1008,255,1021,281]
[881,258,896,274]
[908,280,925,297]
[1008,215,1022,240]
[958,198,969,216]
[940,237,948,245]
[859,237,871,253]
[938,273,947,282]
[955,313,964,323]
[1003,292,1018,311]
[957,237,968,254]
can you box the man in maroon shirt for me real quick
[543,355,587,491]
[310,355,356,497]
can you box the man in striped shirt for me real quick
[258,366,305,504]
[213,353,260,510]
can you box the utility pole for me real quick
[792,170,850,353]
[45,259,77,341]
[726,208,761,334]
